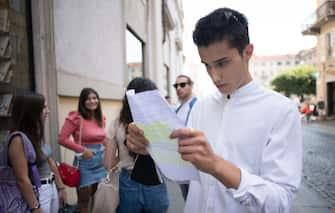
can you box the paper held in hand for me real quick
[126,89,199,182]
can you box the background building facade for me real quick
[296,47,317,67]
[250,54,301,88]
[302,0,335,116]
[0,0,184,162]
[0,0,184,203]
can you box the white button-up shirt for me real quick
[184,81,302,213]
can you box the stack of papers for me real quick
[126,89,199,182]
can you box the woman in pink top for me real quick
[58,88,107,213]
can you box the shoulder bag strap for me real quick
[76,116,84,168]
[185,97,197,125]
[71,115,83,168]
[175,104,183,113]
[79,116,83,146]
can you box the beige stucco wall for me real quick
[316,64,326,102]
[53,0,183,101]
[318,22,335,62]
[54,0,126,100]
[53,0,184,160]
[31,0,184,203]
[316,20,335,113]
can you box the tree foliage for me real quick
[271,65,316,97]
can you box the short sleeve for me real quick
[7,131,36,164]
[41,143,52,158]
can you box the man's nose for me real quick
[209,68,221,83]
[176,86,184,92]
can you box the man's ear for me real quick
[243,44,254,59]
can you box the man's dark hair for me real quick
[176,74,194,85]
[192,7,249,55]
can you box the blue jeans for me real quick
[117,169,169,213]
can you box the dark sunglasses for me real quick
[173,82,189,89]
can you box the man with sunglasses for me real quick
[173,74,197,201]
[174,75,197,126]
[126,7,302,213]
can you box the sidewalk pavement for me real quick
[168,180,334,213]
[291,119,335,213]
[292,183,331,213]
[304,118,335,133]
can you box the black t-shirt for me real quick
[130,154,161,185]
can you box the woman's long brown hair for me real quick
[11,91,45,162]
[78,87,103,127]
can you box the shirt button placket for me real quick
[206,177,215,213]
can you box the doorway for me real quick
[327,81,335,116]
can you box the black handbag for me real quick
[130,154,161,185]
[58,202,79,213]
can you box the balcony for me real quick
[302,0,335,35]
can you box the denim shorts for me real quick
[73,144,107,188]
[117,169,169,213]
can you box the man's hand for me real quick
[126,123,149,155]
[171,128,241,189]
[170,128,219,175]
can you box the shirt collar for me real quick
[232,80,258,98]
[212,80,259,103]
[179,96,195,106]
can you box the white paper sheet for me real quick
[126,89,199,182]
